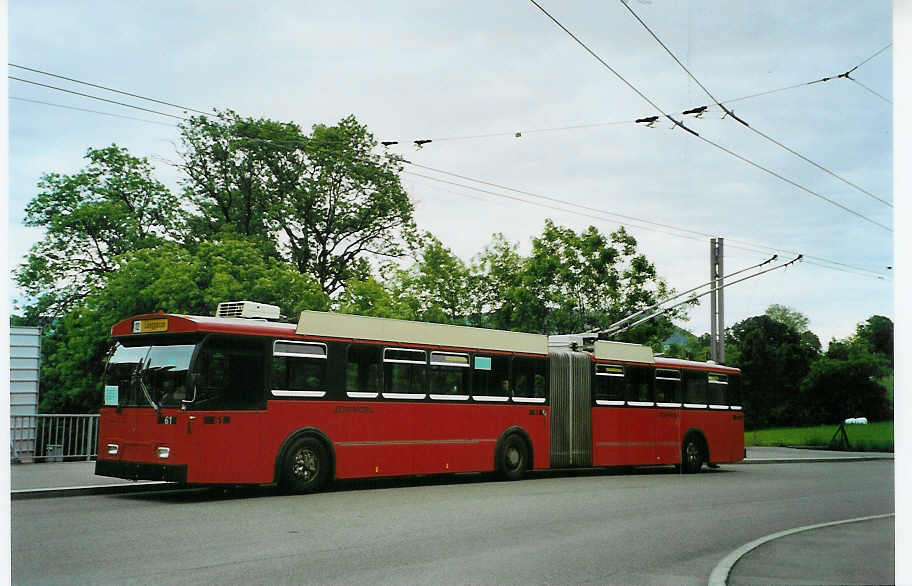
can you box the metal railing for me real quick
[10,414,99,462]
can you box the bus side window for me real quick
[708,373,728,406]
[684,371,708,406]
[472,355,510,399]
[346,344,382,396]
[512,357,547,401]
[272,341,327,392]
[654,368,681,404]
[594,363,625,403]
[383,348,427,396]
[429,352,470,397]
[625,366,653,404]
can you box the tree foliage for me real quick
[16,145,182,321]
[764,304,810,333]
[798,354,891,424]
[474,221,678,344]
[178,111,417,295]
[726,315,819,429]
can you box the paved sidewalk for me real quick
[742,446,894,464]
[10,460,167,498]
[727,515,894,586]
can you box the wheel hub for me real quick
[293,448,318,480]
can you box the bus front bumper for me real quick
[95,458,188,483]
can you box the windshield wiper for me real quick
[131,353,161,415]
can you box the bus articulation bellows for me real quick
[95,302,744,493]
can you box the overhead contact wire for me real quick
[9,96,178,127]
[531,1,891,231]
[8,76,189,121]
[8,63,212,116]
[620,1,891,209]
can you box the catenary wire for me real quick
[8,63,212,116]
[9,96,178,127]
[530,1,892,232]
[527,0,696,136]
[849,78,892,104]
[402,162,889,279]
[851,43,893,71]
[8,76,190,121]
[619,1,891,208]
[11,70,887,280]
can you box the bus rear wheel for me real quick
[281,437,327,494]
[499,435,528,481]
[680,436,705,474]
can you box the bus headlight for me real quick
[107,444,119,456]
[157,446,170,459]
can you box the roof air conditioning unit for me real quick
[216,301,282,321]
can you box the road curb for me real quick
[707,513,895,586]
[739,456,893,464]
[11,481,175,500]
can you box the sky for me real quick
[4,0,896,345]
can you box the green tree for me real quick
[178,111,417,295]
[726,315,819,429]
[337,276,414,320]
[389,235,477,324]
[475,221,677,344]
[16,145,182,321]
[37,238,328,413]
[798,355,891,424]
[764,304,810,333]
[855,315,893,364]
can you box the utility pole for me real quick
[710,238,725,363]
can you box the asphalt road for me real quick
[12,460,893,585]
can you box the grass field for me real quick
[745,421,894,452]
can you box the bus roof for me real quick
[296,311,549,355]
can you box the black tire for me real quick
[681,435,705,474]
[499,435,528,481]
[280,437,328,494]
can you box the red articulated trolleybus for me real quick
[95,301,744,493]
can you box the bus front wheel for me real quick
[281,437,327,494]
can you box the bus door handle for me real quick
[187,415,197,434]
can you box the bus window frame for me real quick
[708,373,730,410]
[428,351,471,401]
[654,368,682,408]
[594,363,626,406]
[270,340,328,399]
[382,347,428,400]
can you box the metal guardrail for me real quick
[10,414,99,462]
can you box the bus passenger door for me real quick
[184,336,268,484]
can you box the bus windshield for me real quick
[105,342,197,409]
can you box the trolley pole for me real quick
[710,238,725,363]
